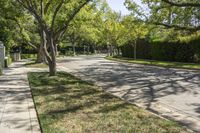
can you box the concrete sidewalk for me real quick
[0,61,41,133]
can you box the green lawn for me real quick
[28,72,190,133]
[106,56,200,70]
[25,61,48,68]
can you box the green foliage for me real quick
[121,15,149,45]
[121,39,151,59]
[0,0,39,52]
[121,38,200,63]
[125,0,200,31]
[21,54,37,59]
[7,55,13,66]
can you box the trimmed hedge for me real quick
[121,38,200,63]
[121,39,151,59]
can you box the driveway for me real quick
[58,55,200,132]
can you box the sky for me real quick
[107,0,130,15]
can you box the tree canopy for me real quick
[0,0,200,75]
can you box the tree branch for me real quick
[152,22,200,32]
[162,0,200,7]
[44,0,53,14]
[55,0,91,38]
[51,0,65,31]
[27,42,38,50]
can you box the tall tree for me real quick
[0,0,23,52]
[103,11,124,56]
[14,0,93,76]
[0,0,47,63]
[121,15,148,59]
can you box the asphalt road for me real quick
[57,55,200,132]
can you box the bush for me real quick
[21,54,37,59]
[7,55,13,66]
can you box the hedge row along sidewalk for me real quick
[106,56,200,70]
[28,72,191,133]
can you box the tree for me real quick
[65,5,95,56]
[78,6,102,54]
[0,0,47,63]
[0,0,24,52]
[125,0,200,32]
[16,15,47,63]
[64,1,107,55]
[14,0,93,76]
[103,11,124,56]
[121,15,148,59]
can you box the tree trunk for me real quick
[107,45,110,56]
[48,37,57,76]
[84,45,86,54]
[87,45,90,54]
[72,42,76,56]
[49,56,56,76]
[134,40,137,60]
[42,30,57,76]
[93,45,97,54]
[117,47,120,56]
[55,44,59,56]
[36,44,46,63]
[110,45,114,56]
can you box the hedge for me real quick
[121,39,151,59]
[121,38,200,63]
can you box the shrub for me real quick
[21,54,37,59]
[7,56,12,66]
[7,55,13,66]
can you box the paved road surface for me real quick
[58,55,200,132]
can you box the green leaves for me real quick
[126,0,200,32]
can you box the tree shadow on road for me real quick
[72,60,200,117]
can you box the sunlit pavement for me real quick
[58,55,200,132]
[0,61,41,133]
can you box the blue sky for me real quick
[107,0,130,15]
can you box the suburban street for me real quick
[58,55,200,132]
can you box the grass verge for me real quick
[28,72,189,133]
[106,56,200,70]
[25,62,47,68]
